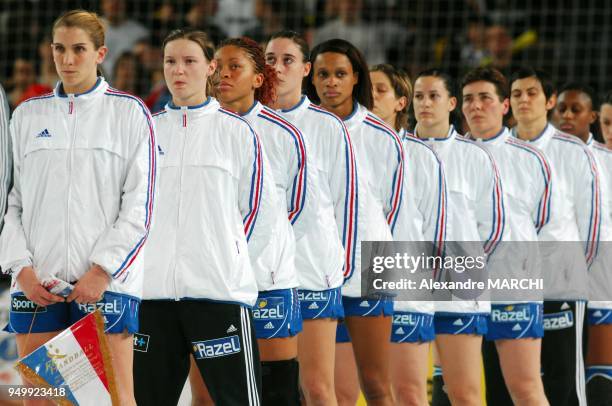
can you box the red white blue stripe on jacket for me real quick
[257,106,307,224]
[104,88,156,281]
[506,137,552,233]
[457,136,505,255]
[219,108,264,242]
[553,132,601,266]
[363,113,405,234]
[404,132,447,258]
[307,104,358,280]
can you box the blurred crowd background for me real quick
[0,0,610,114]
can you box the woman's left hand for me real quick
[67,264,111,304]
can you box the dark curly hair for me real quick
[219,37,278,106]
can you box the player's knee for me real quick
[336,384,360,406]
[394,380,428,406]
[445,380,480,405]
[359,368,392,401]
[503,371,544,402]
[301,376,336,406]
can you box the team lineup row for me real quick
[0,8,611,406]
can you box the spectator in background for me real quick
[112,51,147,98]
[37,35,60,88]
[312,0,405,65]
[184,0,227,46]
[461,15,487,69]
[214,0,258,37]
[100,0,149,80]
[133,38,163,84]
[244,0,305,44]
[7,58,35,109]
[480,22,520,77]
[14,35,59,105]
[132,38,169,112]
[150,1,182,47]
[244,0,287,44]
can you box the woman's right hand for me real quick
[16,267,65,307]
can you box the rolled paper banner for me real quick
[14,310,118,405]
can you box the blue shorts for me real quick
[434,312,488,335]
[336,321,351,343]
[588,308,612,325]
[342,296,394,317]
[486,302,543,340]
[6,291,139,334]
[391,311,435,343]
[252,288,302,339]
[298,287,344,320]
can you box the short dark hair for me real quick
[268,30,309,63]
[415,68,456,98]
[558,82,598,111]
[461,67,508,101]
[305,38,373,110]
[509,67,556,100]
[414,68,461,129]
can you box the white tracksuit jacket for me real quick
[586,135,611,309]
[392,128,449,315]
[342,103,404,298]
[522,126,601,301]
[241,101,309,291]
[144,98,279,306]
[277,96,358,292]
[473,127,552,304]
[0,78,156,298]
[417,126,504,314]
[0,85,10,233]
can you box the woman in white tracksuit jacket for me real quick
[306,39,412,405]
[414,70,505,406]
[265,31,358,405]
[463,67,551,406]
[307,40,445,404]
[0,11,155,405]
[373,65,452,406]
[132,29,279,406]
[186,37,309,405]
[553,84,609,406]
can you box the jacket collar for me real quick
[164,97,218,125]
[418,125,458,152]
[279,95,308,114]
[342,102,368,131]
[55,77,107,99]
[514,123,554,148]
[469,126,508,146]
[586,132,594,146]
[240,100,263,121]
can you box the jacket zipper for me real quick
[173,108,188,300]
[65,95,76,282]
